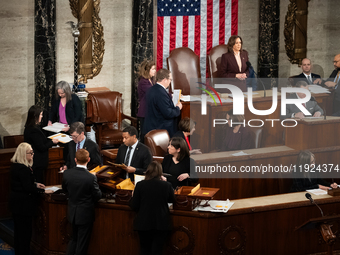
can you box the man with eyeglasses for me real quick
[60,122,101,171]
[143,69,182,137]
[319,54,340,115]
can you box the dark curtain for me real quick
[131,0,154,118]
[35,0,56,116]
[258,0,280,88]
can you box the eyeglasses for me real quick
[26,151,34,155]
[71,134,80,139]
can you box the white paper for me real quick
[232,151,251,156]
[195,199,234,213]
[43,122,69,133]
[306,189,328,195]
[48,133,72,143]
[45,186,60,192]
[180,95,201,102]
[172,89,181,106]
[134,174,145,186]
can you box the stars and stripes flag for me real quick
[157,0,238,79]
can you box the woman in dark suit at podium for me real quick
[130,161,174,255]
[291,150,338,192]
[220,110,254,151]
[136,60,156,142]
[9,142,45,255]
[220,35,249,91]
[24,105,59,183]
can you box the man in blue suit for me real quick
[143,69,182,137]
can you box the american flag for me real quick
[157,0,238,79]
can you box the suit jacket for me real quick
[220,126,254,151]
[24,125,54,169]
[130,178,174,231]
[294,73,321,85]
[137,77,154,118]
[220,50,249,91]
[9,163,42,216]
[116,141,152,180]
[49,93,83,125]
[143,84,181,137]
[66,138,102,170]
[62,166,102,225]
[281,93,324,119]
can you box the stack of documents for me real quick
[195,199,234,213]
[43,122,69,133]
[309,85,330,94]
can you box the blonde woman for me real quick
[9,142,45,255]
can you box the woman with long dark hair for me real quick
[130,161,174,255]
[9,142,45,255]
[162,137,196,189]
[24,105,58,183]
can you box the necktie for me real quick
[124,146,132,166]
[76,143,80,151]
[307,75,312,85]
[335,71,340,84]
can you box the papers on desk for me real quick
[181,95,201,102]
[303,117,324,119]
[48,133,72,143]
[195,199,234,213]
[43,122,69,133]
[306,189,328,195]
[232,151,251,156]
[309,85,330,94]
[45,186,60,193]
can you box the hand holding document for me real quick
[45,186,61,194]
[172,89,182,106]
[48,133,72,143]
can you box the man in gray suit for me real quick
[281,80,323,119]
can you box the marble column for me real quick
[131,0,154,117]
[35,0,56,112]
[258,0,280,88]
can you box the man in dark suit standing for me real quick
[116,126,152,181]
[62,149,102,255]
[143,69,182,137]
[60,122,101,171]
[321,54,340,115]
[294,58,321,85]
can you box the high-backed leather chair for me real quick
[207,44,228,83]
[167,47,201,95]
[144,129,170,158]
[3,135,24,148]
[87,91,137,150]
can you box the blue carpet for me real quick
[0,238,14,254]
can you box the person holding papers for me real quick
[291,150,337,192]
[143,69,182,137]
[220,110,253,151]
[281,81,323,119]
[48,81,83,132]
[162,137,196,189]
[24,105,59,183]
[130,161,174,255]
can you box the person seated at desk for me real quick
[281,81,323,120]
[220,110,254,151]
[60,122,101,171]
[162,137,196,189]
[291,150,337,192]
[116,126,152,181]
[48,80,83,132]
[293,58,322,85]
[172,117,201,155]
[24,105,59,183]
[130,161,174,255]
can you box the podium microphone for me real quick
[305,193,324,217]
[246,61,266,98]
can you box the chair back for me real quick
[144,130,170,157]
[87,91,122,129]
[167,47,201,95]
[3,135,24,149]
[208,44,229,81]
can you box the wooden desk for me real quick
[31,192,340,255]
[182,92,332,152]
[191,146,340,200]
[285,116,340,150]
